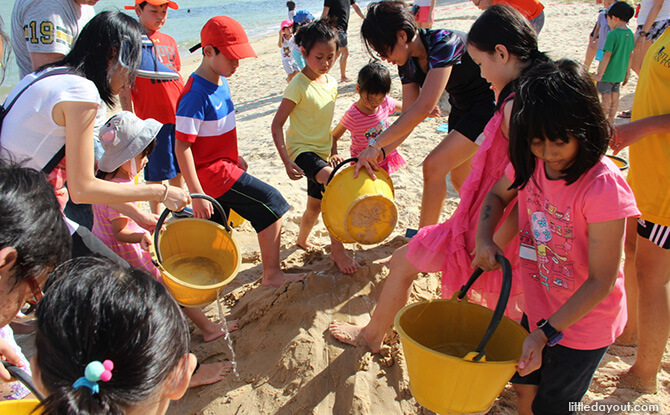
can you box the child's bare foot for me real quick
[261,270,310,288]
[331,250,359,274]
[296,240,320,250]
[201,319,240,343]
[329,320,382,353]
[188,361,234,388]
[340,77,352,83]
[617,367,658,393]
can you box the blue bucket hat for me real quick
[293,10,314,25]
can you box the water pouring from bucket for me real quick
[151,194,242,307]
[322,158,398,244]
[395,254,528,414]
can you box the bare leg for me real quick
[617,217,638,345]
[419,130,478,228]
[329,244,419,352]
[182,307,239,342]
[297,196,321,249]
[330,235,359,274]
[608,91,620,122]
[620,235,670,393]
[600,93,612,122]
[258,219,308,288]
[188,362,234,388]
[339,46,351,82]
[513,384,538,415]
[584,35,598,71]
[449,153,475,193]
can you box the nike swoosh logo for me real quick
[215,102,223,110]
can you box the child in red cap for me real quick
[176,16,307,288]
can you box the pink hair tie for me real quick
[72,360,114,394]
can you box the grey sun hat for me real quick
[98,111,162,173]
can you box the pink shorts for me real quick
[415,6,434,23]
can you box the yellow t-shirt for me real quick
[283,72,337,161]
[628,28,670,226]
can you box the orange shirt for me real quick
[493,0,544,20]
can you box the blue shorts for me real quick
[596,81,621,95]
[210,172,290,233]
[144,124,180,182]
[295,151,328,199]
[511,314,609,415]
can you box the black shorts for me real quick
[511,314,609,415]
[337,29,348,48]
[637,218,670,249]
[448,99,496,142]
[211,172,290,233]
[295,152,328,199]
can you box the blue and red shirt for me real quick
[175,74,243,198]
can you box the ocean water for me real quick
[0,0,373,92]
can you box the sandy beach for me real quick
[159,2,669,413]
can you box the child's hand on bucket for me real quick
[192,198,214,219]
[140,232,153,251]
[470,238,503,271]
[517,330,546,376]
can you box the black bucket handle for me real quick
[2,360,45,401]
[326,157,357,185]
[153,193,230,265]
[456,254,513,362]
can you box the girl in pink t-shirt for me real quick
[332,62,406,173]
[472,60,639,414]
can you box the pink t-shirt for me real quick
[340,96,396,156]
[506,156,639,349]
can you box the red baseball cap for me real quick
[124,0,178,10]
[189,16,257,60]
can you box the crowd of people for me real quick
[0,0,668,414]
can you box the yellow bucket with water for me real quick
[395,255,528,414]
[322,158,397,244]
[151,194,241,307]
[0,399,41,414]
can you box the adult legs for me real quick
[339,46,350,82]
[621,235,670,392]
[419,130,478,228]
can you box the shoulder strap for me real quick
[1,67,74,174]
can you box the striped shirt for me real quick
[176,74,244,198]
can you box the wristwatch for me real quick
[537,318,563,347]
[368,137,380,149]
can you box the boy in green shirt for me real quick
[593,1,635,121]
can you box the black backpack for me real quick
[0,67,73,174]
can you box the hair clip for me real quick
[72,360,114,394]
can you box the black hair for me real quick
[357,61,392,95]
[0,159,70,289]
[137,1,148,9]
[47,11,143,107]
[508,59,611,189]
[467,5,550,108]
[607,1,635,22]
[287,1,296,11]
[294,19,339,55]
[361,1,417,59]
[35,257,190,415]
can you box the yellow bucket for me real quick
[322,158,397,244]
[0,399,41,414]
[151,194,241,307]
[606,154,629,171]
[395,256,528,414]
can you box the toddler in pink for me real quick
[332,62,405,173]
